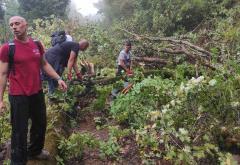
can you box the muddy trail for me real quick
[63,87,141,165]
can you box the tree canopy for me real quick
[0,0,4,20]
[96,0,239,36]
[18,0,70,21]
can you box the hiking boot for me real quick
[28,149,50,160]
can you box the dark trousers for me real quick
[47,79,59,94]
[45,64,64,94]
[116,65,130,76]
[9,90,46,165]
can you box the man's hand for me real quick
[67,73,72,80]
[57,79,67,92]
[76,73,83,80]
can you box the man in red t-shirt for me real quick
[0,16,67,164]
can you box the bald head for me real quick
[9,16,28,40]
[9,16,27,25]
[79,39,89,51]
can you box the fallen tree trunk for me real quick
[133,48,215,70]
[134,56,169,64]
[160,47,216,70]
[118,28,211,58]
[70,69,176,87]
[70,76,122,86]
[117,28,216,70]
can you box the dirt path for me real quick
[67,110,109,165]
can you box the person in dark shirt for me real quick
[44,39,89,94]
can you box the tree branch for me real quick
[117,28,212,57]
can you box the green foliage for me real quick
[74,24,121,68]
[3,159,10,165]
[18,0,70,21]
[29,16,66,48]
[58,130,122,161]
[212,4,240,57]
[3,0,19,21]
[95,0,135,24]
[0,94,11,145]
[0,111,11,144]
[99,136,120,159]
[109,69,240,163]
[108,126,131,140]
[0,0,4,20]
[97,0,240,39]
[0,21,10,44]
[93,86,112,111]
[58,133,99,161]
[111,77,176,128]
[98,68,116,77]
[0,0,18,43]
[98,126,128,159]
[174,64,197,81]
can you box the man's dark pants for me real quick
[9,90,46,165]
[44,62,64,94]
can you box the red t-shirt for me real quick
[0,38,45,96]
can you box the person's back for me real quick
[44,39,89,94]
[58,41,80,66]
[45,41,80,66]
[66,34,73,41]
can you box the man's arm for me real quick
[67,51,77,79]
[119,59,129,72]
[0,61,8,110]
[41,56,67,91]
[73,58,79,74]
[73,59,82,80]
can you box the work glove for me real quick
[76,73,83,80]
[67,73,72,80]
[126,69,134,76]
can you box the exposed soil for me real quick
[69,113,109,165]
[63,89,142,165]
[65,110,142,165]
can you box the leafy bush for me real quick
[111,77,176,128]
[58,133,99,161]
[110,72,240,163]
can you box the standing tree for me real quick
[18,0,70,21]
[4,0,19,21]
[0,0,4,20]
[95,0,135,24]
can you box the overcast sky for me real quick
[71,0,99,16]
